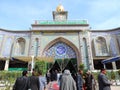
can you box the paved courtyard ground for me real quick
[0,81,120,90]
[46,81,120,90]
[110,86,120,90]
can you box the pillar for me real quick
[31,56,34,73]
[4,59,9,71]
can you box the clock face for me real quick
[55,15,66,21]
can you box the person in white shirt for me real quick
[38,71,47,90]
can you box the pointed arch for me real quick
[2,37,13,57]
[15,37,26,55]
[42,37,81,65]
[83,38,89,69]
[34,38,39,56]
[95,36,108,56]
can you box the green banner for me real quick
[37,20,88,25]
[8,68,27,71]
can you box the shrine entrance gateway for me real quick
[43,37,80,73]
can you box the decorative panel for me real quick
[0,35,3,49]
[110,37,119,56]
[2,38,13,57]
[45,42,76,59]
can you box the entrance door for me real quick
[63,60,77,73]
[49,58,77,73]
[63,59,77,80]
[50,60,61,72]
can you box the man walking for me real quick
[38,71,47,90]
[98,68,112,90]
[76,69,84,90]
[29,70,40,90]
[13,70,30,90]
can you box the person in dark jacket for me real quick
[29,70,40,90]
[46,70,51,84]
[98,68,112,90]
[85,71,94,90]
[76,69,84,90]
[13,70,29,90]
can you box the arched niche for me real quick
[42,37,81,68]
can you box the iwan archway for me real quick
[42,37,81,72]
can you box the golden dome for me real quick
[56,4,64,12]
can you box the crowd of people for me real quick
[13,68,112,90]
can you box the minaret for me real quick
[52,4,68,21]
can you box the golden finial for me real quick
[56,4,64,12]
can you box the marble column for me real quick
[4,59,9,71]
[31,56,34,73]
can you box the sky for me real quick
[0,0,120,30]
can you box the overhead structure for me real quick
[102,56,120,64]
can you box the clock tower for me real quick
[52,4,68,21]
